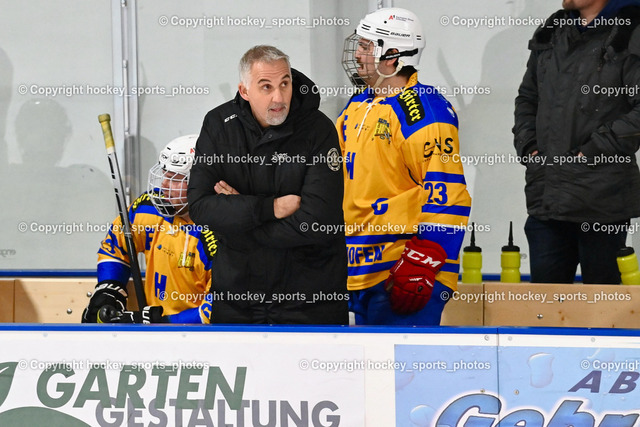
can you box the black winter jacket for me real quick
[513,5,640,223]
[188,69,348,324]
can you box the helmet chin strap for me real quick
[372,59,405,90]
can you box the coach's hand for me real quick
[274,195,301,219]
[214,180,240,195]
[385,237,447,314]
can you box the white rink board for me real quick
[2,326,639,426]
[0,325,492,426]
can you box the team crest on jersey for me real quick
[374,118,391,141]
[326,148,341,171]
[178,251,195,270]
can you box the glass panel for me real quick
[0,0,116,270]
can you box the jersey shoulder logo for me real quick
[131,193,158,212]
[199,229,218,260]
[397,88,425,126]
[132,193,152,211]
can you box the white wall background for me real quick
[2,0,634,276]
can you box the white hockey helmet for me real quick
[343,7,425,87]
[147,134,198,217]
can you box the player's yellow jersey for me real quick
[336,73,471,292]
[97,193,217,323]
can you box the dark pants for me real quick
[524,216,628,284]
[349,280,452,325]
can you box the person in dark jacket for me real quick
[513,0,640,284]
[188,45,348,324]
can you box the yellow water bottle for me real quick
[617,247,640,285]
[501,221,521,283]
[462,224,482,284]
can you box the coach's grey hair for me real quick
[239,45,291,86]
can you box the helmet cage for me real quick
[147,163,189,218]
[342,32,384,87]
[342,31,419,88]
[146,134,197,218]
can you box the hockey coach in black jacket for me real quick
[188,45,348,324]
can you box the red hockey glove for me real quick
[385,237,447,314]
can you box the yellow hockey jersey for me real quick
[336,73,471,292]
[97,192,217,323]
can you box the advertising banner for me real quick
[0,329,365,426]
[395,332,640,427]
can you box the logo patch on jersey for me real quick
[178,251,195,270]
[160,246,176,258]
[374,118,391,141]
[424,137,454,159]
[398,88,425,125]
[326,148,341,172]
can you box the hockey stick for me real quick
[98,114,148,311]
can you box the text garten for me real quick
[33,365,342,426]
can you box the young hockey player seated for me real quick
[82,135,216,324]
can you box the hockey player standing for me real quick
[338,8,472,325]
[82,135,215,324]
